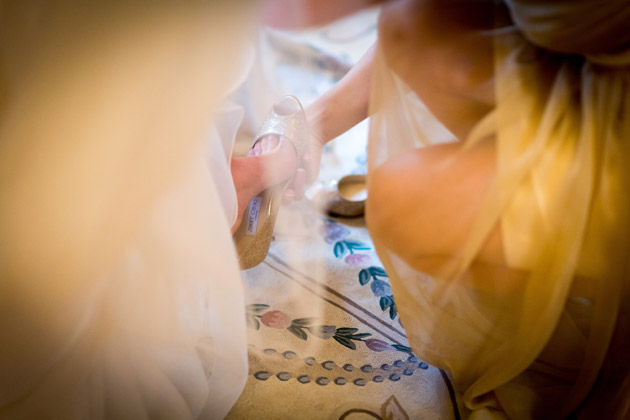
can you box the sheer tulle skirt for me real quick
[0,2,254,418]
[367,18,630,420]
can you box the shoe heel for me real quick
[233,96,309,269]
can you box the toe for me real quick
[253,140,262,156]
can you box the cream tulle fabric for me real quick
[368,1,630,419]
[0,2,256,418]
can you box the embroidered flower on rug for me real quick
[308,325,337,340]
[246,304,410,353]
[320,220,351,243]
[260,310,292,329]
[365,338,412,353]
[344,253,372,268]
[286,319,370,350]
[365,338,393,352]
[359,266,398,320]
[321,220,371,258]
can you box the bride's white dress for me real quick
[0,2,258,418]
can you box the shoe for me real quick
[308,174,367,217]
[233,96,308,269]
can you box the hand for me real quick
[283,124,327,204]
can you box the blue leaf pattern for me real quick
[359,269,370,285]
[368,266,387,277]
[322,220,399,320]
[379,296,392,311]
[334,241,346,258]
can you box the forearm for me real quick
[306,43,376,144]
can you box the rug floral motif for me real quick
[322,219,400,321]
[246,303,413,354]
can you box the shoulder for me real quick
[378,0,495,108]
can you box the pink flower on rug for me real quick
[260,310,292,329]
[365,338,394,352]
[344,253,372,268]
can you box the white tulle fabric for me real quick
[367,1,630,419]
[0,2,255,418]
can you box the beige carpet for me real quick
[227,199,463,419]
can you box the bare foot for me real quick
[230,134,299,233]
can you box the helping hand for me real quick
[283,124,327,204]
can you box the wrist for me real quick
[305,100,332,146]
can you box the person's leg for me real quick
[367,139,505,274]
[230,134,298,233]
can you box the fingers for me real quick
[283,133,324,203]
[283,168,306,204]
[292,168,306,200]
[302,153,313,184]
[282,189,295,205]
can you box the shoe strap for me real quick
[252,96,309,158]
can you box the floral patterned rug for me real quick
[227,205,463,420]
